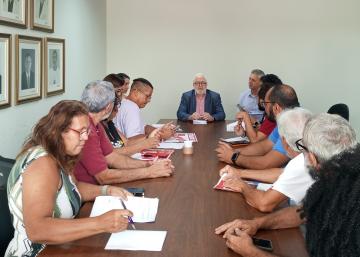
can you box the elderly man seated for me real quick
[113,78,176,140]
[215,113,359,257]
[75,80,174,185]
[176,73,225,122]
[219,108,315,212]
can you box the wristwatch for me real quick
[231,151,240,165]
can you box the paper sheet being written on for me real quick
[90,196,159,223]
[105,230,167,251]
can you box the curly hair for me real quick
[18,100,89,173]
[303,144,360,257]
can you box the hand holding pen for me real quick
[120,199,136,230]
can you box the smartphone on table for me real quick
[252,237,273,251]
[126,187,145,197]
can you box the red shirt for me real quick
[258,116,276,136]
[74,117,113,184]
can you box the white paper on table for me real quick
[193,119,207,125]
[221,136,250,144]
[158,142,184,149]
[163,132,198,143]
[90,196,159,223]
[256,183,273,191]
[105,230,167,251]
[226,121,246,132]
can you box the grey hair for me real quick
[193,73,207,82]
[81,80,115,113]
[303,113,357,163]
[251,69,265,78]
[277,107,313,152]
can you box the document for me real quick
[220,136,250,145]
[131,149,174,160]
[90,196,159,223]
[193,119,207,125]
[226,121,246,132]
[158,142,184,149]
[163,132,198,143]
[105,230,167,251]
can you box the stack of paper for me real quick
[105,230,167,251]
[90,196,159,223]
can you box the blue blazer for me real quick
[176,89,226,121]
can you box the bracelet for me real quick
[101,185,109,196]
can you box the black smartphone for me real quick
[126,187,145,197]
[252,237,273,251]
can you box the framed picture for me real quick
[30,0,54,32]
[0,0,27,28]
[44,37,65,96]
[15,35,43,105]
[0,33,11,109]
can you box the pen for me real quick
[119,199,136,230]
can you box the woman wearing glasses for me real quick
[5,100,132,257]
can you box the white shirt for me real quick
[272,153,315,204]
[113,98,145,138]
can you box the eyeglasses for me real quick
[136,88,152,100]
[260,101,275,108]
[68,127,91,140]
[295,138,308,152]
[193,81,207,86]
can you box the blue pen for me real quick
[119,199,136,230]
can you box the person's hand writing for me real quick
[159,123,176,140]
[215,141,234,164]
[99,209,133,233]
[148,128,161,139]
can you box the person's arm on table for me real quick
[234,150,289,169]
[76,181,131,201]
[216,139,274,165]
[223,177,288,212]
[215,206,304,237]
[22,156,132,245]
[235,111,266,143]
[220,165,283,183]
[95,159,174,184]
[115,137,160,156]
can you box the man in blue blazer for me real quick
[177,73,225,121]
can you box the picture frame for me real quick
[0,0,27,28]
[15,35,43,105]
[0,33,11,109]
[44,37,65,96]
[30,0,54,33]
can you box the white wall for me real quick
[0,0,107,158]
[107,0,360,134]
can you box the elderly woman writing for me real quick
[5,100,132,257]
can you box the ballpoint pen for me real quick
[119,199,136,230]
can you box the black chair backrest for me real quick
[0,155,16,256]
[327,103,349,121]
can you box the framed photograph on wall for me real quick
[44,37,64,96]
[0,33,11,109]
[30,0,54,32]
[0,0,27,28]
[15,35,43,105]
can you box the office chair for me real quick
[327,103,349,121]
[0,155,15,256]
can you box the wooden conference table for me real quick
[40,120,308,257]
